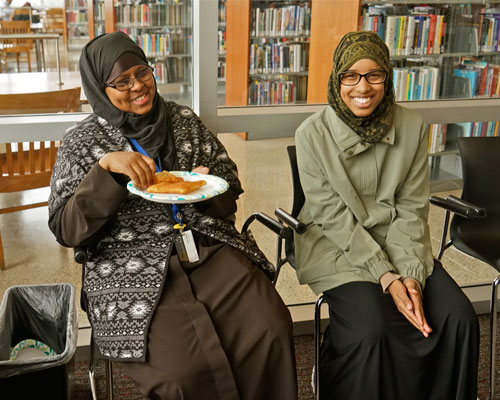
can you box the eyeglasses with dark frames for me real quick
[338,70,387,86]
[105,66,155,91]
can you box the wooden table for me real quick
[0,33,62,84]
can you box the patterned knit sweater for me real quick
[48,102,273,361]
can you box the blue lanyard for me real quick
[128,138,183,226]
[129,138,162,172]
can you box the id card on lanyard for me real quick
[129,138,199,262]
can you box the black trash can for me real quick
[0,283,77,400]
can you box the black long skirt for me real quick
[117,238,298,400]
[320,260,479,400]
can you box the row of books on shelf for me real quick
[67,25,88,38]
[218,30,226,54]
[248,75,307,105]
[94,24,105,37]
[248,79,297,105]
[249,42,308,75]
[428,124,447,154]
[218,61,225,82]
[393,66,440,101]
[453,58,500,98]
[428,121,500,154]
[66,10,88,23]
[250,3,311,38]
[363,4,500,56]
[94,2,104,21]
[362,11,447,56]
[218,0,226,24]
[455,120,500,138]
[66,0,86,8]
[478,11,500,52]
[121,29,190,56]
[115,3,185,27]
[151,58,188,84]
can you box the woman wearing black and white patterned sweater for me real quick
[48,32,297,400]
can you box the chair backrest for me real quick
[11,7,31,21]
[287,145,305,218]
[0,140,58,194]
[449,136,500,268]
[0,87,82,115]
[0,88,81,194]
[44,8,66,40]
[0,19,32,49]
[457,136,500,211]
[44,8,65,30]
[284,145,305,269]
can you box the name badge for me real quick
[174,230,199,263]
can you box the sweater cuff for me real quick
[380,272,401,293]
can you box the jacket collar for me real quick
[325,107,395,159]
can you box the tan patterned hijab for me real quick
[327,31,395,144]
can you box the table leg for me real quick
[35,39,42,72]
[56,38,63,87]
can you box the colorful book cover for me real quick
[453,67,479,96]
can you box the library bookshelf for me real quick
[220,0,499,191]
[66,0,193,106]
[360,0,500,190]
[225,0,360,106]
[218,0,226,105]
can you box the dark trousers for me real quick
[320,260,479,400]
[118,240,298,400]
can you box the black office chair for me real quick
[430,136,500,400]
[73,204,299,400]
[74,247,114,400]
[275,145,324,400]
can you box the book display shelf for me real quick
[428,119,499,190]
[218,0,226,105]
[222,0,498,190]
[360,0,500,190]
[224,0,360,106]
[65,0,89,68]
[361,0,500,101]
[247,0,311,105]
[92,0,105,38]
[108,0,193,107]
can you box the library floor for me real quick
[0,132,498,328]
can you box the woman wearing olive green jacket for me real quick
[295,31,478,400]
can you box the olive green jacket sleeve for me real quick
[383,113,434,285]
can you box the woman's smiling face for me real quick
[105,65,156,115]
[339,58,385,118]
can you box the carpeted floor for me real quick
[71,314,497,400]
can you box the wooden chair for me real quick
[11,7,31,22]
[0,87,82,269]
[43,8,67,49]
[0,19,32,72]
[0,87,81,115]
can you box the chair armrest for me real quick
[446,195,487,218]
[241,212,293,239]
[274,208,306,234]
[429,195,487,219]
[73,246,88,264]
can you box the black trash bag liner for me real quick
[0,283,77,378]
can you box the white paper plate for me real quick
[127,171,229,204]
[10,339,57,361]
